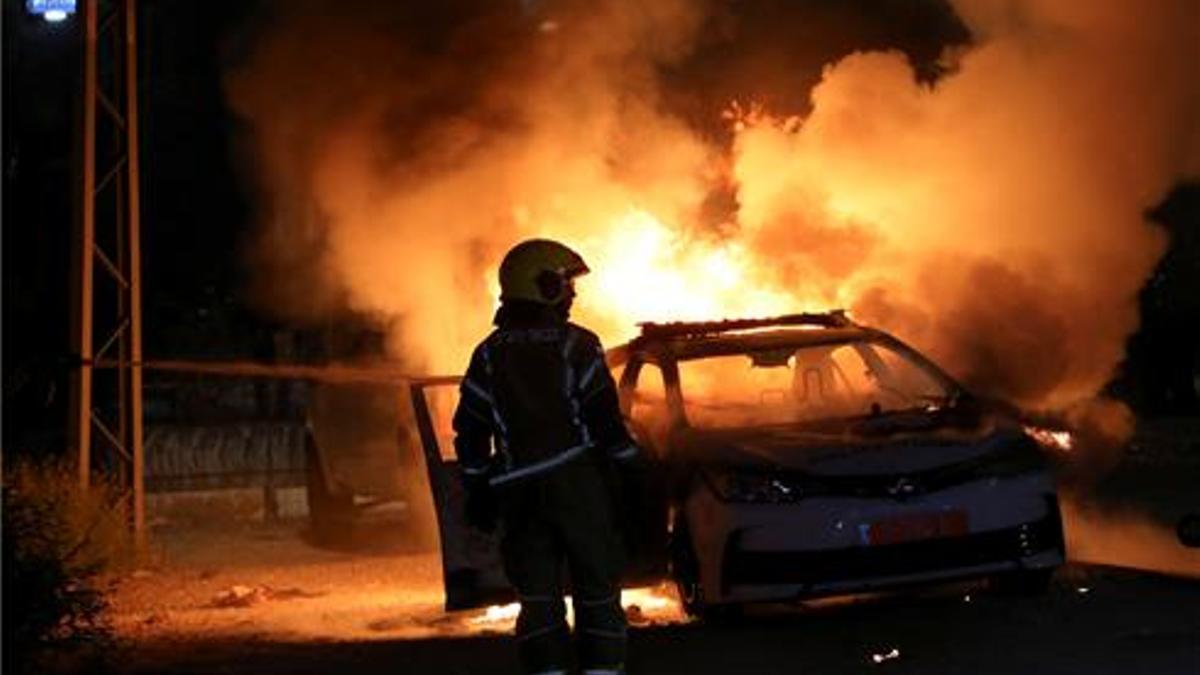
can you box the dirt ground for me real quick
[97,426,1200,675]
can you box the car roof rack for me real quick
[638,310,853,340]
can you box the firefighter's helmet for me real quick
[498,239,590,305]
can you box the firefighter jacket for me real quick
[453,305,638,488]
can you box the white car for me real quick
[614,312,1065,620]
[411,312,1065,617]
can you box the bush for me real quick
[2,458,132,673]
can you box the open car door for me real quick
[409,377,511,611]
[410,375,671,612]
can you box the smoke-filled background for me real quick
[225,0,1200,413]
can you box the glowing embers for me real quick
[467,586,684,629]
[1024,426,1075,453]
[468,602,521,626]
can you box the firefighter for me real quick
[453,238,642,675]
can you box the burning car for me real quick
[411,311,1065,617]
[615,311,1065,620]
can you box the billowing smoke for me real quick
[735,0,1200,408]
[226,0,714,370]
[226,0,1199,415]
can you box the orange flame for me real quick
[1024,426,1075,453]
[566,209,804,343]
[468,586,685,629]
[229,1,1194,412]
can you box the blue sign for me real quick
[26,0,77,17]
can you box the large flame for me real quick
[227,0,1199,412]
[570,208,802,343]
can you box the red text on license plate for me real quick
[867,510,968,546]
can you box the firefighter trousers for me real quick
[500,456,627,674]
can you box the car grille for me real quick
[723,497,1064,590]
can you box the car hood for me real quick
[676,412,1022,476]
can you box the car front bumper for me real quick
[684,472,1066,604]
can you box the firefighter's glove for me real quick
[463,474,498,533]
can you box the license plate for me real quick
[867,510,968,546]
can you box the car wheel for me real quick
[991,567,1056,596]
[670,518,742,624]
[305,433,355,546]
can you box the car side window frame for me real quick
[661,349,729,432]
[622,351,683,456]
[659,355,687,433]
[617,355,642,417]
[867,334,965,400]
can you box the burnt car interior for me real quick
[617,312,972,445]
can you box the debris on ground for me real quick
[212,585,267,608]
[211,584,320,608]
[367,617,411,632]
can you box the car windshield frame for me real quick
[666,332,964,433]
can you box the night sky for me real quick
[3,0,1197,455]
[4,1,262,451]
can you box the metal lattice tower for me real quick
[69,0,144,541]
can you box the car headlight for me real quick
[707,471,808,503]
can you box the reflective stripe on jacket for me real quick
[453,319,636,487]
